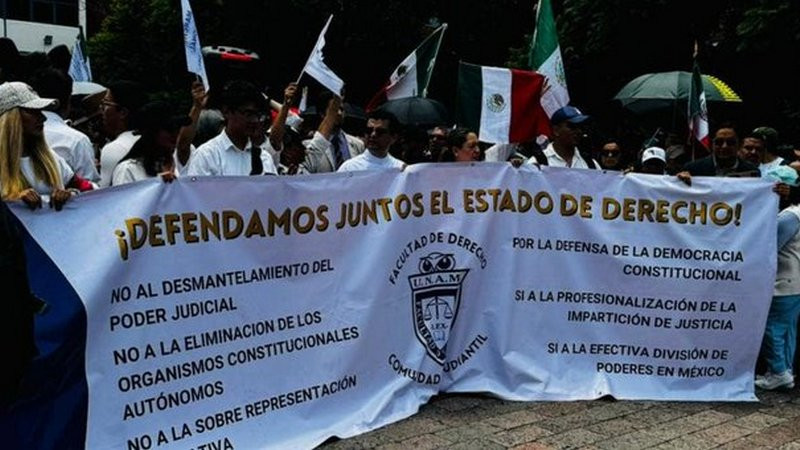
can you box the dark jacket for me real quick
[0,201,38,408]
[682,156,760,177]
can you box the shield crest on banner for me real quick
[408,253,469,365]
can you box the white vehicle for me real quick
[1,0,86,53]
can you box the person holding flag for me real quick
[296,15,365,173]
[302,91,365,173]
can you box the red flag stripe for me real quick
[509,69,551,142]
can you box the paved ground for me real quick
[322,389,800,449]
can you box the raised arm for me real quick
[269,83,298,153]
[176,80,208,166]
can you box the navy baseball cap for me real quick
[551,105,590,126]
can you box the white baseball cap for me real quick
[641,146,667,164]
[0,82,59,116]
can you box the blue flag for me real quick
[181,0,209,91]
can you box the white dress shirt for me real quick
[525,143,598,169]
[337,150,405,172]
[43,111,99,182]
[186,130,277,176]
[99,131,140,188]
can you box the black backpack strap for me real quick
[580,151,597,170]
[530,148,549,166]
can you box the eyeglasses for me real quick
[713,138,737,147]
[602,151,620,157]
[237,109,267,122]
[100,100,120,110]
[366,126,390,136]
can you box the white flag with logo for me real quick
[181,0,209,92]
[68,35,92,82]
[300,15,344,96]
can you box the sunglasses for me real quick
[366,126,390,136]
[602,151,620,157]
[713,138,737,147]
[100,100,121,110]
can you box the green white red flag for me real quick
[688,60,710,148]
[528,0,569,117]
[366,24,447,111]
[456,62,550,144]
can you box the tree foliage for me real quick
[88,0,800,143]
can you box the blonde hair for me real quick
[0,108,63,200]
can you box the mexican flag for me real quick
[688,60,710,148]
[456,62,550,144]
[365,24,447,111]
[529,0,569,117]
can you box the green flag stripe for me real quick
[456,62,483,130]
[529,0,559,69]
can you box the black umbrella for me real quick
[375,97,449,126]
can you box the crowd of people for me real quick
[2,35,800,403]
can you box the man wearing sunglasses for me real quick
[337,110,405,172]
[187,80,277,176]
[525,105,598,169]
[680,125,759,177]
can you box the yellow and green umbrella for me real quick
[614,71,742,114]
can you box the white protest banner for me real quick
[11,164,776,449]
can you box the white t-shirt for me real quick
[99,131,140,188]
[43,111,100,182]
[337,150,405,172]
[186,130,277,176]
[20,152,74,194]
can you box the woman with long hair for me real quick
[111,101,190,185]
[0,81,81,210]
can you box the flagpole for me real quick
[690,41,699,161]
[529,0,543,69]
[2,0,7,38]
[421,24,447,98]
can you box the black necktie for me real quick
[250,146,264,175]
[332,136,344,169]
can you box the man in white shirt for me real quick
[31,68,99,182]
[338,111,404,172]
[525,105,598,169]
[302,91,365,173]
[187,80,276,176]
[98,80,145,187]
